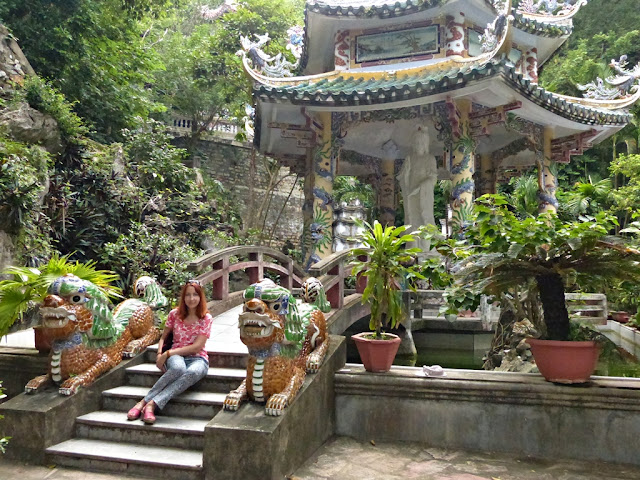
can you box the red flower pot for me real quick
[527,338,600,384]
[352,332,401,373]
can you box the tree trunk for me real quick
[535,273,570,341]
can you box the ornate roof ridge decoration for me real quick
[480,1,514,53]
[516,0,587,23]
[306,0,446,18]
[236,27,304,78]
[576,55,640,104]
[304,0,573,31]
[510,11,572,36]
[201,0,238,21]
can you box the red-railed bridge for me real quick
[186,245,371,335]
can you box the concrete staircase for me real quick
[44,346,247,480]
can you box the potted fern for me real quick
[350,221,423,372]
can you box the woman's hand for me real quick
[156,351,169,371]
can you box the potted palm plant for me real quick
[0,254,121,350]
[350,221,424,372]
[424,195,640,383]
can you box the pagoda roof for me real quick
[253,57,633,127]
[300,0,584,74]
[305,0,581,28]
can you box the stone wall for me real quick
[336,366,640,467]
[174,137,304,249]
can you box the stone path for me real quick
[293,436,640,480]
[3,435,640,480]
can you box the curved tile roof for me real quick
[254,59,631,126]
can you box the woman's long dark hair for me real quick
[178,281,208,319]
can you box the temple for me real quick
[237,0,640,265]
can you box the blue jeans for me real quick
[144,355,209,410]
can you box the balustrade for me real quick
[186,246,363,315]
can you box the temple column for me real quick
[302,111,336,269]
[379,141,399,226]
[450,99,475,235]
[537,126,558,214]
[445,13,466,57]
[477,153,495,195]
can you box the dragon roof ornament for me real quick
[480,0,513,54]
[517,0,587,16]
[236,26,304,78]
[201,0,238,21]
[578,55,640,101]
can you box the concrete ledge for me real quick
[0,353,146,463]
[0,349,48,399]
[597,321,640,357]
[204,335,346,480]
[412,317,486,332]
[336,364,640,466]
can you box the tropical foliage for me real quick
[350,221,424,339]
[433,195,640,341]
[0,254,120,336]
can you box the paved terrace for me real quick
[2,436,640,479]
[4,307,640,478]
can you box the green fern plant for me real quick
[0,254,121,336]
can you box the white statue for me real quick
[397,124,437,250]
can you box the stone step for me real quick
[146,345,247,369]
[126,363,245,392]
[103,385,227,419]
[46,438,203,480]
[75,410,206,450]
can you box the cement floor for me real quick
[2,436,640,480]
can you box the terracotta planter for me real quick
[527,338,600,384]
[352,332,401,373]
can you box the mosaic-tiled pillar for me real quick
[538,127,558,214]
[445,13,466,56]
[477,153,495,195]
[524,47,538,83]
[450,99,475,234]
[302,111,336,270]
[379,141,399,226]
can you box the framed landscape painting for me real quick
[355,25,439,64]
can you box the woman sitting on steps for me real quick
[127,279,212,424]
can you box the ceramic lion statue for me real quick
[223,277,330,416]
[25,274,161,395]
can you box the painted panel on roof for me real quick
[355,25,439,64]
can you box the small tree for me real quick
[350,221,423,339]
[449,195,640,341]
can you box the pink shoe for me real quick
[142,403,156,424]
[127,401,146,421]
